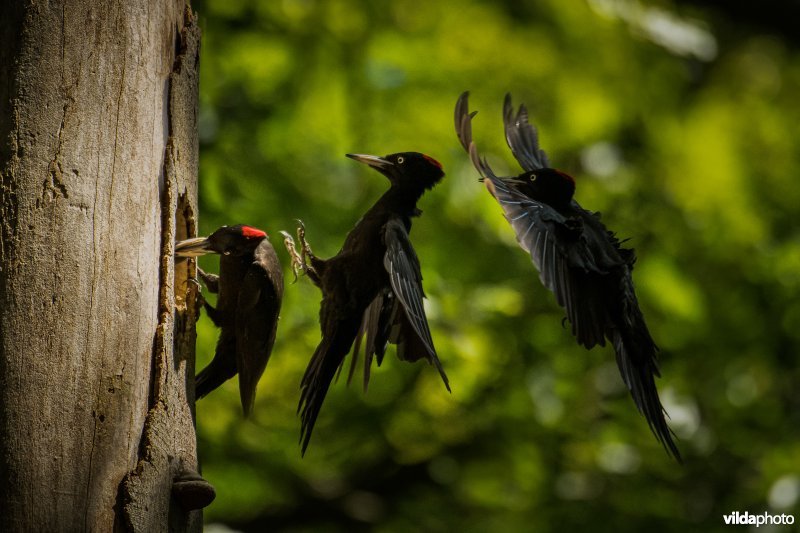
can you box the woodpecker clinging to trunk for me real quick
[176,224,283,416]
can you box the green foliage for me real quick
[191,0,800,530]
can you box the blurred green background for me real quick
[189,0,800,531]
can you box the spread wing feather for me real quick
[503,93,550,171]
[347,290,394,391]
[485,177,607,348]
[383,218,450,391]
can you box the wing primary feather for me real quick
[502,93,550,171]
[383,219,450,391]
[347,318,366,386]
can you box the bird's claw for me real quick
[295,219,315,264]
[280,221,318,283]
[193,287,209,318]
[279,231,303,283]
[294,220,318,276]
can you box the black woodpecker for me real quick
[282,152,448,454]
[176,224,283,416]
[455,92,680,461]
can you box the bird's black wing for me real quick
[455,91,478,153]
[349,286,443,392]
[346,289,394,391]
[235,241,284,416]
[485,177,611,348]
[454,92,505,184]
[459,93,617,347]
[502,93,550,171]
[492,181,679,458]
[382,218,450,391]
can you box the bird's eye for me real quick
[397,156,405,164]
[530,174,537,181]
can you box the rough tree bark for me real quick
[0,1,204,531]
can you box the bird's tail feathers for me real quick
[298,320,360,455]
[195,356,235,402]
[611,326,681,462]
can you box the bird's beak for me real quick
[346,153,393,171]
[175,237,213,258]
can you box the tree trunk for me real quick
[0,1,203,531]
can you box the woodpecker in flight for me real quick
[455,92,680,461]
[282,152,448,454]
[176,224,283,416]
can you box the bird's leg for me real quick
[280,221,322,285]
[198,293,223,327]
[187,266,223,326]
[185,266,218,292]
[181,276,204,324]
[280,231,304,283]
[196,267,219,294]
[296,220,323,285]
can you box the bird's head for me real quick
[346,152,445,190]
[175,225,267,258]
[521,168,576,208]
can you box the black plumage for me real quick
[455,92,680,461]
[282,152,448,454]
[176,224,284,416]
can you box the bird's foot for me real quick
[280,231,305,283]
[280,220,320,283]
[295,219,318,272]
[190,288,210,323]
[196,266,220,293]
[180,276,204,322]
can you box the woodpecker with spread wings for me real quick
[455,92,680,461]
[282,152,448,454]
